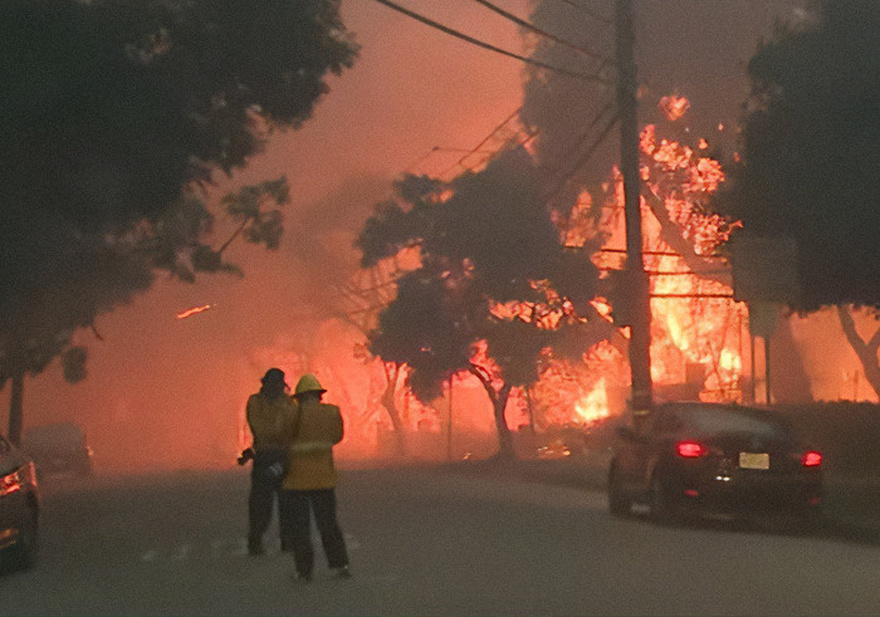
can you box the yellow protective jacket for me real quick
[246,393,296,450]
[282,400,344,490]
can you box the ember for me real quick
[175,304,215,320]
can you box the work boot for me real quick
[248,539,265,557]
[331,565,352,579]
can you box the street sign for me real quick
[730,235,800,304]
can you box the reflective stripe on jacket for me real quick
[283,400,343,490]
[246,393,296,451]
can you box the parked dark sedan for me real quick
[23,422,93,478]
[0,433,39,572]
[608,402,822,527]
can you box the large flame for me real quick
[234,94,748,461]
[574,377,610,424]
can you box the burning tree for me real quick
[0,0,358,444]
[357,149,605,459]
[713,0,880,398]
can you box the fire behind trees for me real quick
[358,149,605,459]
[0,0,358,444]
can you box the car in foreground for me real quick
[22,422,93,478]
[0,433,40,572]
[608,402,822,527]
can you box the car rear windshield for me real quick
[676,407,790,439]
[23,423,86,447]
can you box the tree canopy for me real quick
[358,148,602,456]
[712,0,880,313]
[0,0,358,441]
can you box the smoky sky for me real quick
[6,0,853,471]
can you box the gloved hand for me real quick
[237,447,255,465]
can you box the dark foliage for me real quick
[713,0,880,312]
[356,175,443,268]
[439,149,563,302]
[370,271,486,401]
[0,0,357,388]
[359,147,601,402]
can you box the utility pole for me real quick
[615,0,653,417]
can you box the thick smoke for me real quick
[7,0,867,474]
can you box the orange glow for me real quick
[175,304,214,320]
[0,470,22,496]
[593,112,746,405]
[658,95,690,121]
[573,378,610,424]
[537,439,571,459]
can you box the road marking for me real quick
[230,538,249,556]
[344,532,360,550]
[140,534,362,563]
[356,573,400,583]
[140,549,159,562]
[171,544,192,561]
[632,503,650,515]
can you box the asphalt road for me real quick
[3,465,879,616]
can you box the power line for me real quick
[439,106,524,177]
[541,100,619,204]
[471,0,614,65]
[371,0,612,84]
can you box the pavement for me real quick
[438,450,880,542]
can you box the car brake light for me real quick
[801,451,822,467]
[0,469,22,497]
[676,441,707,458]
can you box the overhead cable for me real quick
[542,102,619,204]
[440,106,524,177]
[472,0,614,65]
[372,0,612,84]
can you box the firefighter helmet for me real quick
[294,374,326,396]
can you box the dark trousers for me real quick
[248,450,291,551]
[281,488,349,577]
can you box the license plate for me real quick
[739,452,770,470]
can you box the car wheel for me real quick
[649,474,678,526]
[9,506,39,571]
[607,466,631,517]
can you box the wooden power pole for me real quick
[615,0,653,416]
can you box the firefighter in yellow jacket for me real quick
[245,368,296,556]
[281,374,350,581]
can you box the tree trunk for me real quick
[524,386,536,432]
[768,317,813,403]
[837,305,880,400]
[492,383,515,459]
[643,190,732,287]
[468,365,515,460]
[381,363,406,456]
[8,372,24,446]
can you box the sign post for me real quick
[731,235,799,404]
